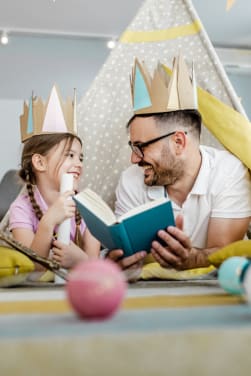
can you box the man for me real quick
[107,55,251,271]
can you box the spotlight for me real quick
[107,38,116,49]
[1,31,9,45]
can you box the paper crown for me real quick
[20,85,77,142]
[130,54,198,115]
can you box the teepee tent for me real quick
[78,0,250,207]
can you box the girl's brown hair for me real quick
[19,133,84,248]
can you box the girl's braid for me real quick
[25,169,44,221]
[74,209,84,249]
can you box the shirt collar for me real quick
[147,185,166,200]
[189,146,212,195]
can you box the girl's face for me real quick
[45,137,83,192]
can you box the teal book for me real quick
[73,188,175,258]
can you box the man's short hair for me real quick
[127,110,202,139]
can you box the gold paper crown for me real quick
[20,85,77,143]
[130,54,198,115]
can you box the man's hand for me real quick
[151,213,250,270]
[106,249,147,282]
[151,215,209,270]
[106,249,147,270]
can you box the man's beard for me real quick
[139,148,184,187]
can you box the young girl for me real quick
[9,88,100,270]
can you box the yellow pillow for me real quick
[140,262,215,280]
[163,64,251,171]
[27,270,55,283]
[38,270,55,282]
[0,245,35,286]
[208,240,251,267]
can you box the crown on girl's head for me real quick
[20,85,77,142]
[130,54,198,115]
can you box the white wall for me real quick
[0,34,110,181]
[0,99,23,179]
[0,35,109,99]
[227,73,251,119]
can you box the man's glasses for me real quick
[128,131,187,158]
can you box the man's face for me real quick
[129,116,184,186]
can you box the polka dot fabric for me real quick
[78,0,244,208]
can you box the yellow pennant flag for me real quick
[226,0,237,11]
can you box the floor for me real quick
[0,280,251,375]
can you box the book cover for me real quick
[73,190,175,257]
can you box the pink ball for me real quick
[66,259,127,320]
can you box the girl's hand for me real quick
[43,190,76,228]
[51,239,88,269]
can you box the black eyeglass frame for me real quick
[128,131,187,158]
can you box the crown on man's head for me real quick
[130,54,198,115]
[20,85,77,143]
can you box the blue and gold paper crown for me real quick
[20,85,77,143]
[130,54,198,115]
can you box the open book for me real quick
[73,188,175,257]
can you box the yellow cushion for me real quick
[0,245,35,286]
[140,262,215,280]
[208,240,251,267]
[163,64,251,170]
[198,86,251,170]
[0,245,35,277]
[38,270,55,282]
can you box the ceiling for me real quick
[0,0,250,48]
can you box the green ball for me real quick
[218,256,250,295]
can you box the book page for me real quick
[74,188,116,225]
[119,197,169,222]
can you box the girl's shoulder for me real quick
[10,190,31,209]
[9,190,36,231]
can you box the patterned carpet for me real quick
[0,280,251,376]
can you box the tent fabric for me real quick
[77,0,247,207]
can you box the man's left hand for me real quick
[150,215,207,270]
